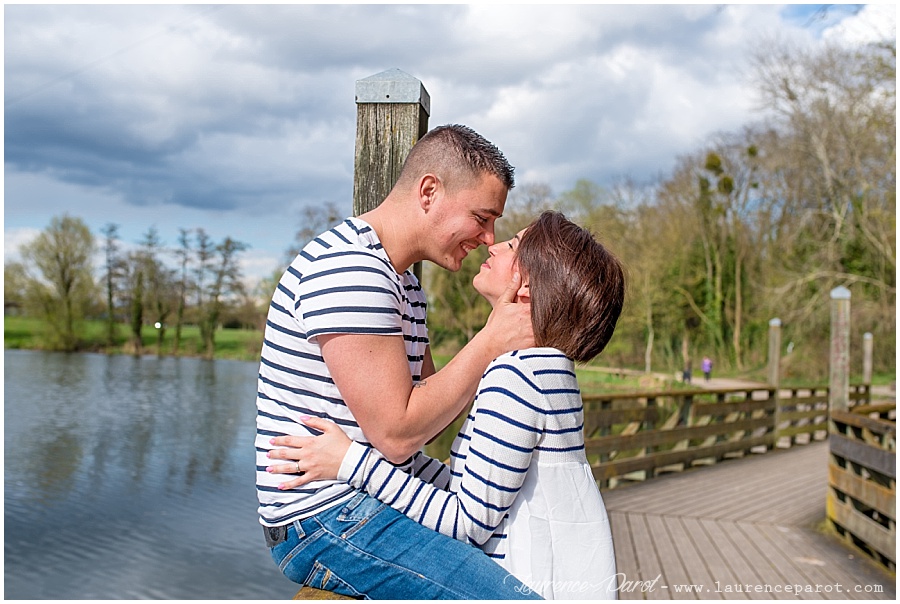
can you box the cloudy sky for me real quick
[4,3,895,285]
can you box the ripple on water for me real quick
[4,350,298,599]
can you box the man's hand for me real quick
[481,272,534,356]
[267,417,352,490]
[311,272,533,465]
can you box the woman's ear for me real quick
[516,278,530,303]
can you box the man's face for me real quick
[428,173,508,272]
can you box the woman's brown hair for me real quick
[516,211,625,363]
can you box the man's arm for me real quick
[320,273,532,463]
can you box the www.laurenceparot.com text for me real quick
[508,573,885,597]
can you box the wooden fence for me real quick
[584,384,870,489]
[827,402,896,572]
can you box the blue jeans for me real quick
[269,492,542,599]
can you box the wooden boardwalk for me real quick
[603,441,896,600]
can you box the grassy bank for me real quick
[3,315,263,362]
[7,318,666,389]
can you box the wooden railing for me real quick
[584,384,870,489]
[827,403,896,572]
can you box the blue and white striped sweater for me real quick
[339,348,587,559]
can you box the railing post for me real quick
[353,68,430,279]
[767,318,782,388]
[829,286,851,414]
[862,332,873,387]
[768,318,782,448]
[645,397,658,480]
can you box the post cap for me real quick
[355,68,431,115]
[863,332,873,340]
[830,285,851,300]
[769,318,781,327]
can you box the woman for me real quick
[269,211,625,600]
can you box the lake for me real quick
[3,349,299,599]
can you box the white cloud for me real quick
[4,228,42,263]
[5,3,890,286]
[823,4,897,45]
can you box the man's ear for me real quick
[418,174,440,211]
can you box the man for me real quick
[256,125,539,599]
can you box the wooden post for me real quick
[862,332,873,386]
[353,69,430,280]
[767,318,781,387]
[767,318,782,447]
[829,286,851,413]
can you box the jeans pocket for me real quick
[306,560,366,599]
[273,521,320,581]
[335,493,386,539]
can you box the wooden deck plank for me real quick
[609,510,642,601]
[771,521,896,600]
[681,518,763,600]
[678,517,745,600]
[628,513,668,600]
[696,518,768,600]
[740,479,825,525]
[688,445,827,522]
[604,444,827,521]
[750,522,867,601]
[601,440,893,600]
[665,516,724,600]
[645,514,697,600]
[733,520,831,600]
[712,520,812,600]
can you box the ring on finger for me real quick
[296,461,302,473]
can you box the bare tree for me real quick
[172,228,192,355]
[100,223,124,347]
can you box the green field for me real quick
[3,315,263,362]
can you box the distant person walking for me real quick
[701,356,713,382]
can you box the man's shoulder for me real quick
[294,221,394,278]
[299,219,378,259]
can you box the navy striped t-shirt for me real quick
[256,217,428,527]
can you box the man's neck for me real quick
[359,202,422,275]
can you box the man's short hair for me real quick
[396,124,515,193]
[516,211,626,363]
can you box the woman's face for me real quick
[472,227,528,306]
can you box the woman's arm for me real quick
[271,356,546,546]
[268,420,451,490]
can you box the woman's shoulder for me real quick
[492,347,572,370]
[486,348,573,383]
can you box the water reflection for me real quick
[4,349,298,599]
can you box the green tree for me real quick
[4,261,29,315]
[19,215,96,351]
[751,38,896,375]
[136,227,178,355]
[196,235,248,358]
